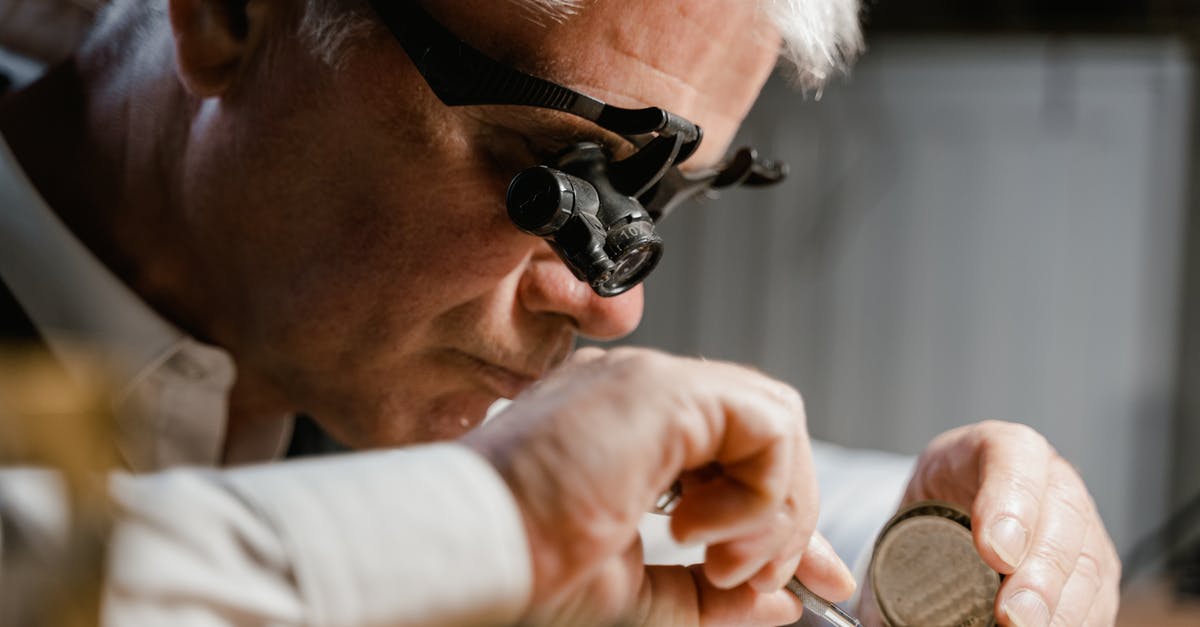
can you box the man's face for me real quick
[179,0,779,447]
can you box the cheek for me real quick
[322,51,540,302]
[373,161,534,292]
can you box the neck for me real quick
[0,38,295,445]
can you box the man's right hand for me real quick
[462,347,855,626]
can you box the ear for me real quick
[168,0,267,97]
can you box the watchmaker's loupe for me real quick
[369,0,788,297]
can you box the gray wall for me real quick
[620,37,1194,558]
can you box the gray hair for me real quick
[301,0,862,89]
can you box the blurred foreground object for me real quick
[0,0,107,63]
[0,345,115,627]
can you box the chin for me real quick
[351,388,499,447]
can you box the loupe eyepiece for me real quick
[507,165,617,291]
[506,155,663,297]
[598,221,662,296]
[506,166,589,236]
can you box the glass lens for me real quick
[596,241,660,296]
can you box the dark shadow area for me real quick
[865,0,1200,35]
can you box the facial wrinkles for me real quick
[429,0,779,169]
[332,60,539,313]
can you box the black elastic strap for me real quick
[366,0,701,146]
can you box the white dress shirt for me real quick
[0,136,532,625]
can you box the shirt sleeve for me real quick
[2,443,532,627]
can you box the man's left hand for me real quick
[901,420,1121,626]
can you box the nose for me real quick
[518,245,644,340]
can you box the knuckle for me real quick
[768,384,806,430]
[752,378,806,428]
[981,419,1050,451]
[757,406,793,442]
[780,385,806,421]
[781,495,816,535]
[757,397,803,441]
[1072,550,1105,591]
[606,345,657,366]
[1001,471,1045,511]
[1029,536,1078,583]
[1048,484,1092,528]
[713,536,761,564]
[1009,421,1051,451]
[977,418,1008,431]
[607,346,672,380]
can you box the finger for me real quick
[749,544,804,595]
[1040,521,1103,627]
[969,421,1054,574]
[638,565,805,626]
[671,471,787,545]
[1079,523,1121,626]
[997,458,1091,627]
[792,531,857,602]
[704,509,794,589]
[669,378,801,545]
[702,394,817,593]
[744,504,810,594]
[741,411,820,594]
[1081,577,1120,627]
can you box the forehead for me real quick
[425,0,781,166]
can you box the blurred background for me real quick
[618,0,1200,617]
[2,0,1198,623]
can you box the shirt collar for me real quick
[0,135,289,471]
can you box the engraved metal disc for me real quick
[870,503,1000,627]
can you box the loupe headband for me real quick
[367,0,789,296]
[368,0,702,160]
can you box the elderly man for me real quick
[0,0,1119,625]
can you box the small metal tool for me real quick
[786,577,862,627]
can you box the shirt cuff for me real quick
[223,443,531,627]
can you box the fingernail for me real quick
[986,516,1029,569]
[1002,589,1050,627]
